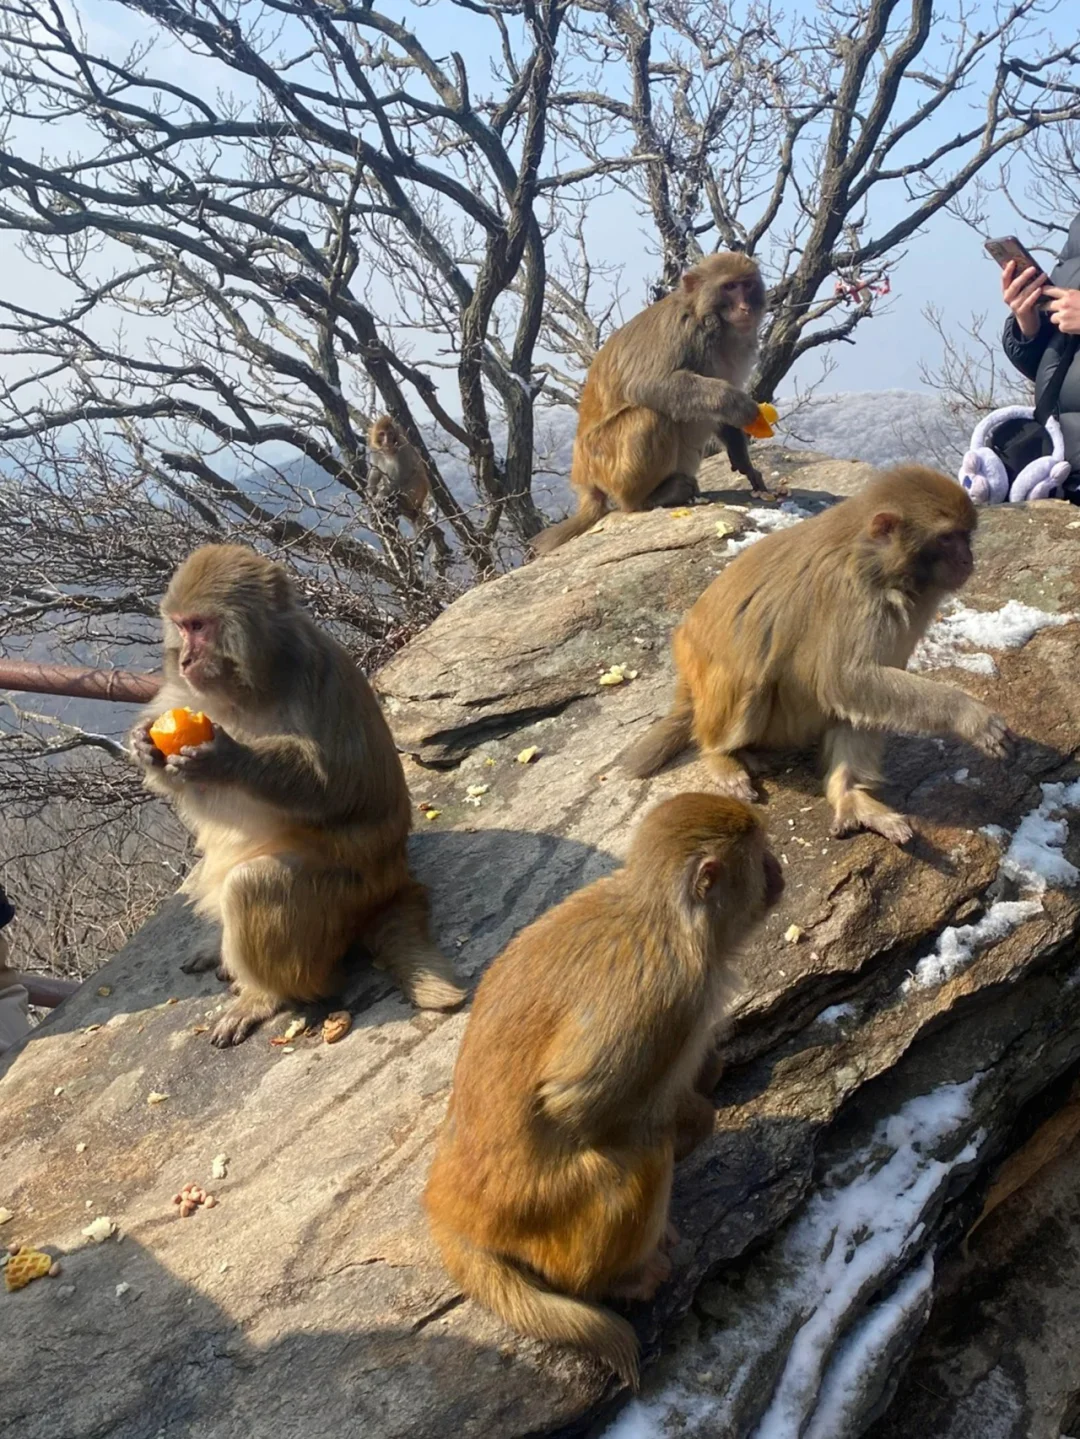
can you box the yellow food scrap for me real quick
[4,1247,52,1292]
[81,1216,114,1244]
[715,519,736,537]
[424,808,441,821]
[516,746,540,764]
[669,507,692,519]
[598,663,639,687]
[280,1018,306,1043]
[464,784,489,805]
[97,985,112,997]
[322,1011,353,1045]
[784,924,804,944]
[146,1091,169,1106]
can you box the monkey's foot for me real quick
[209,992,282,1048]
[674,1089,717,1160]
[969,711,1014,761]
[704,752,756,804]
[181,943,223,976]
[609,1248,672,1303]
[831,795,913,846]
[648,473,699,509]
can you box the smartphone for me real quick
[985,236,1052,307]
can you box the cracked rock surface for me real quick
[4,456,1080,1439]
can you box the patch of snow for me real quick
[1001,779,1080,891]
[911,600,1075,676]
[724,503,812,555]
[604,1080,981,1439]
[817,1003,857,1026]
[902,900,1043,992]
[801,1254,934,1439]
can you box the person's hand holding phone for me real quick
[1002,259,1048,338]
[1043,286,1080,336]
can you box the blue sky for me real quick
[0,0,1073,398]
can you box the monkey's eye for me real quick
[188,619,205,633]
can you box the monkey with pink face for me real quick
[131,544,464,1047]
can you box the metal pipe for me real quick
[0,659,161,704]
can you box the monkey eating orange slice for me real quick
[743,402,778,440]
[148,708,215,757]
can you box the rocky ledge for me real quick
[4,454,1080,1439]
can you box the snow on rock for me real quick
[1002,779,1080,892]
[604,1082,981,1439]
[800,1255,935,1439]
[911,599,1075,676]
[724,502,814,555]
[902,778,1080,993]
[902,901,1044,992]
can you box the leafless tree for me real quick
[549,0,1080,397]
[2,0,1080,979]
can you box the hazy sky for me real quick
[0,0,1074,399]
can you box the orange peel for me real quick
[148,708,215,757]
[743,402,778,440]
[5,1247,52,1291]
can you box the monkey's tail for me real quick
[532,487,609,556]
[622,686,694,778]
[428,1219,640,1389]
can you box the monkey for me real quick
[130,544,465,1047]
[367,415,431,528]
[423,793,784,1388]
[533,253,774,556]
[623,465,1014,845]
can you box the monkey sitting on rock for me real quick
[131,544,465,1047]
[424,793,784,1387]
[534,251,778,555]
[624,465,1015,843]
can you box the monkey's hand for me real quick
[130,721,166,770]
[164,727,245,784]
[965,708,1015,761]
[717,386,762,430]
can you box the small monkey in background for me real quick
[367,416,431,528]
[624,466,1013,844]
[424,793,784,1387]
[131,545,464,1047]
[534,253,774,556]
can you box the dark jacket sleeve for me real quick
[1002,312,1051,381]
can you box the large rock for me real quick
[4,454,1080,1439]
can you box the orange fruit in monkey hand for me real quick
[743,402,778,440]
[148,708,215,757]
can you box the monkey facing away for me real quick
[624,466,1014,844]
[367,415,431,527]
[131,544,464,1047]
[424,793,784,1387]
[533,252,773,556]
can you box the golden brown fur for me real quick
[534,253,772,555]
[368,415,431,526]
[623,466,1013,843]
[423,794,784,1386]
[131,544,464,1046]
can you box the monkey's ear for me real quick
[868,510,902,541]
[681,270,702,295]
[268,564,296,612]
[693,857,720,901]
